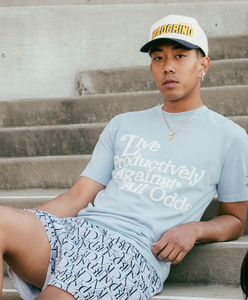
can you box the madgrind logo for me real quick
[152,23,194,39]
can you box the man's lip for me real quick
[163,79,177,84]
[163,79,178,87]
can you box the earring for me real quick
[200,72,205,83]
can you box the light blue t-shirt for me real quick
[79,105,248,283]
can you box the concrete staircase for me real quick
[1,7,248,300]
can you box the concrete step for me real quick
[0,115,247,158]
[0,123,106,157]
[1,276,244,300]
[208,35,248,61]
[1,86,248,127]
[0,156,90,189]
[77,59,248,95]
[202,86,248,117]
[0,188,66,208]
[154,283,244,299]
[2,277,20,300]
[204,59,248,88]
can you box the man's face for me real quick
[150,40,204,104]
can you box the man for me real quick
[1,14,248,300]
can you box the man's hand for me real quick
[152,222,199,264]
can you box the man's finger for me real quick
[156,245,175,261]
[151,241,168,255]
[171,250,186,265]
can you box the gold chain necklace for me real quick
[161,107,196,141]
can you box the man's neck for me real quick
[162,98,204,113]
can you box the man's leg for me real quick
[0,206,51,295]
[35,286,76,300]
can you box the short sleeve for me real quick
[217,129,248,202]
[80,117,118,186]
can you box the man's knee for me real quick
[0,207,44,254]
[1,208,51,289]
[0,206,16,253]
[0,205,20,225]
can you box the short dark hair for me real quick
[148,42,191,57]
[148,41,206,58]
[196,48,205,58]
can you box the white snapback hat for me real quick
[140,15,208,56]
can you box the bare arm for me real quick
[152,200,248,264]
[32,176,105,218]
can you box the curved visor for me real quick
[140,38,200,53]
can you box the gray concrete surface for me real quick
[0,155,90,189]
[0,2,247,101]
[0,123,106,157]
[0,0,242,6]
[208,36,248,60]
[155,283,244,299]
[0,93,161,127]
[77,58,248,95]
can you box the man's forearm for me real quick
[32,190,85,218]
[196,200,248,243]
[32,176,105,218]
[196,214,245,243]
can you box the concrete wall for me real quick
[0,2,247,101]
[0,0,240,6]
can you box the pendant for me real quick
[169,130,174,141]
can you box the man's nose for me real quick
[162,60,175,73]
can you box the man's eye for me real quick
[176,54,185,58]
[154,56,163,61]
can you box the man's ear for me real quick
[200,56,211,76]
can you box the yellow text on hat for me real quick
[152,24,194,39]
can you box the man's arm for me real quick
[32,176,105,218]
[152,200,248,264]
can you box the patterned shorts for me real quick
[9,210,162,300]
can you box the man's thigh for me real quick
[0,206,51,289]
